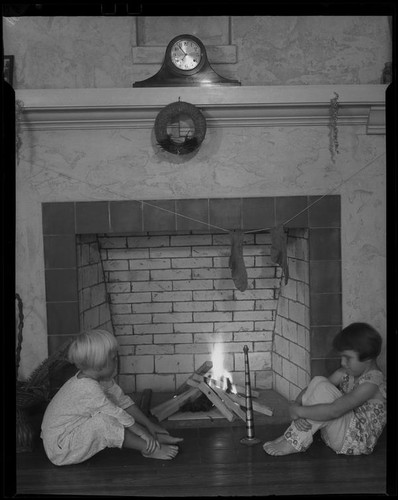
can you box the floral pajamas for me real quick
[284,370,386,455]
[41,373,136,465]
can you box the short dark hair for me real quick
[332,322,382,361]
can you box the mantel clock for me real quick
[133,34,240,87]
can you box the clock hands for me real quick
[177,43,187,57]
[171,40,201,70]
[177,43,199,61]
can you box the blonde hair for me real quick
[68,329,118,371]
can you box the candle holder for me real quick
[240,345,261,446]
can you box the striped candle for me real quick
[240,345,261,446]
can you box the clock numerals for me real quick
[170,39,202,71]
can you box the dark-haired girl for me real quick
[263,323,386,456]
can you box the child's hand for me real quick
[141,432,160,454]
[294,418,312,432]
[147,421,169,438]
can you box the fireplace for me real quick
[42,195,342,400]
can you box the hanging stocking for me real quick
[229,230,248,292]
[270,225,289,285]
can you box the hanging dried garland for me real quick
[328,92,340,163]
[16,99,25,164]
[155,100,207,155]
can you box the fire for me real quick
[211,343,237,394]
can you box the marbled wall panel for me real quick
[3,16,390,88]
[340,158,387,369]
[18,126,384,200]
[136,16,230,45]
[232,16,391,85]
[3,16,137,88]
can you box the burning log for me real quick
[232,383,259,399]
[150,361,214,421]
[187,378,235,422]
[210,384,247,422]
[190,373,271,415]
[175,361,213,395]
[201,375,259,398]
[225,391,273,416]
[150,387,201,421]
[180,393,213,412]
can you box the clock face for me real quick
[171,39,202,71]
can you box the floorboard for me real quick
[15,423,387,497]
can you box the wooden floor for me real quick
[14,423,387,497]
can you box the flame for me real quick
[211,343,237,394]
[211,343,224,380]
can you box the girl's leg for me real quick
[45,413,179,465]
[289,376,351,452]
[45,413,127,465]
[123,427,179,460]
[264,376,349,456]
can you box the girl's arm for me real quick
[83,381,136,427]
[100,379,135,410]
[101,379,168,436]
[127,422,159,453]
[295,369,344,405]
[125,403,169,436]
[290,381,379,421]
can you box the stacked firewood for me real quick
[150,361,273,422]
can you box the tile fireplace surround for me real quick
[42,195,342,398]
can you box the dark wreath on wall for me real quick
[154,100,207,155]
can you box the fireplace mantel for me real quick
[16,84,387,134]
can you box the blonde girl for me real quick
[41,329,182,465]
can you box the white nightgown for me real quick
[41,372,135,466]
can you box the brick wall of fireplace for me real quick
[99,231,280,394]
[43,195,342,399]
[77,234,112,332]
[273,229,311,400]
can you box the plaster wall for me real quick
[6,16,388,379]
[3,16,391,87]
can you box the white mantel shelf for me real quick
[16,84,387,134]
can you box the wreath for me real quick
[155,100,207,155]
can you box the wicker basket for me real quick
[16,384,47,453]
[16,387,46,410]
[16,407,35,453]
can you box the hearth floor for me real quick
[15,423,387,497]
[12,389,389,496]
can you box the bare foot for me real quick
[142,444,179,460]
[264,434,285,446]
[157,433,184,444]
[263,436,300,456]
